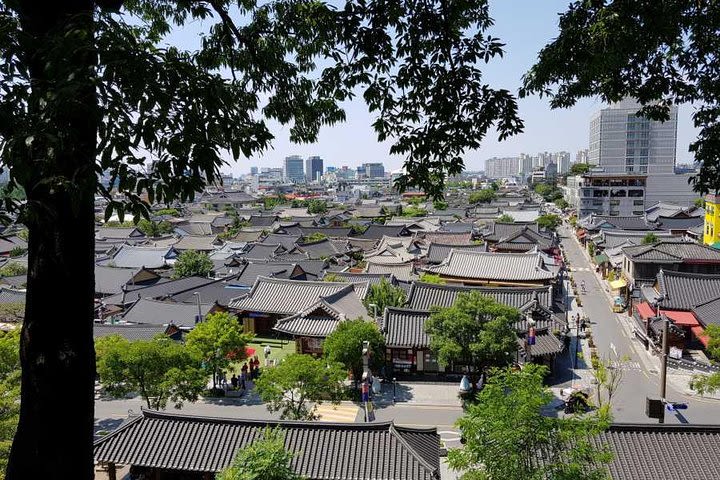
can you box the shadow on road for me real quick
[373,382,415,408]
[94,418,125,439]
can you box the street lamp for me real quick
[393,377,397,404]
[193,292,203,324]
[654,294,669,423]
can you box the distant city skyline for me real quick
[168,1,700,178]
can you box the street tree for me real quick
[468,189,496,204]
[185,312,253,389]
[95,334,206,410]
[425,291,519,373]
[691,325,720,395]
[555,198,569,210]
[537,214,561,231]
[172,250,214,279]
[364,278,406,317]
[323,319,386,384]
[216,427,303,480]
[0,1,523,475]
[254,354,346,421]
[0,330,20,478]
[521,1,720,195]
[449,364,612,480]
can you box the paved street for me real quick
[558,224,720,423]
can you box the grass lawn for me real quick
[227,335,296,375]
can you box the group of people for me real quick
[229,356,262,391]
[574,313,587,333]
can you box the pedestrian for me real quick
[580,318,587,332]
[263,345,272,366]
[241,362,248,380]
[230,374,238,389]
[248,362,255,380]
[252,356,261,378]
[240,370,246,390]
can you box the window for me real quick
[628,190,644,197]
[610,211,620,216]
[633,210,644,216]
[610,200,620,206]
[634,200,644,206]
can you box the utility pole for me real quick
[659,315,669,423]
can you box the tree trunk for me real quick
[7,2,98,478]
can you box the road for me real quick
[558,224,720,423]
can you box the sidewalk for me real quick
[374,380,462,407]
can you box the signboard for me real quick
[669,346,683,360]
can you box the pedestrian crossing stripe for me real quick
[315,402,359,423]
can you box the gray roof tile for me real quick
[382,307,431,348]
[121,299,214,328]
[423,251,555,282]
[406,282,552,311]
[94,410,440,479]
[657,270,720,311]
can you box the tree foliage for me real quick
[216,427,303,480]
[0,263,26,278]
[641,233,659,245]
[254,354,345,421]
[137,218,174,237]
[691,325,720,395]
[537,214,561,231]
[185,312,253,389]
[469,189,496,204]
[432,199,448,211]
[401,205,427,217]
[323,319,386,383]
[497,214,515,224]
[172,250,213,279]
[364,278,406,316]
[425,292,519,372]
[419,273,446,285]
[306,199,327,215]
[448,364,612,480]
[0,329,20,478]
[555,198,569,210]
[303,233,328,243]
[95,334,206,410]
[521,0,720,194]
[569,163,591,175]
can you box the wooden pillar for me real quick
[107,463,116,480]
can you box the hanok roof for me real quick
[273,289,369,337]
[102,276,218,306]
[657,270,720,311]
[438,222,474,234]
[230,230,266,243]
[299,226,353,238]
[355,224,409,239]
[95,265,159,296]
[406,282,552,311]
[585,215,655,231]
[423,250,555,282]
[200,190,257,205]
[481,221,539,242]
[594,230,680,250]
[692,297,720,327]
[248,215,278,227]
[597,423,720,480]
[259,233,301,251]
[173,235,220,252]
[121,298,214,328]
[517,332,564,358]
[324,271,396,286]
[229,277,368,315]
[0,287,25,304]
[420,231,472,245]
[95,227,145,240]
[93,324,179,342]
[175,222,214,236]
[623,242,720,264]
[107,245,177,269]
[240,243,285,260]
[426,242,486,264]
[655,215,704,231]
[94,409,440,480]
[366,261,417,282]
[295,238,349,259]
[644,201,697,222]
[382,307,431,348]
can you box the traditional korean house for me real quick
[94,409,441,480]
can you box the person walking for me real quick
[580,318,587,333]
[263,345,272,367]
[230,374,238,389]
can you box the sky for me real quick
[169,1,699,176]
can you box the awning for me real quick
[664,310,700,327]
[691,325,710,347]
[576,230,587,239]
[594,253,610,265]
[609,279,627,290]
[635,302,655,319]
[712,241,720,251]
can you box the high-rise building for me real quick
[250,166,258,176]
[485,157,520,179]
[519,154,533,176]
[336,166,355,180]
[363,163,385,178]
[284,155,304,183]
[305,156,324,182]
[553,152,571,174]
[589,99,678,174]
[326,166,337,173]
[576,149,589,164]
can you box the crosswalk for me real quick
[314,402,359,423]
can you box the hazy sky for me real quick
[170,1,698,176]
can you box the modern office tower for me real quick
[545,162,557,179]
[356,165,366,178]
[250,166,258,176]
[284,155,305,183]
[576,149,589,164]
[326,166,337,173]
[485,157,520,179]
[336,166,355,180]
[363,163,385,178]
[588,98,678,174]
[553,151,571,174]
[305,156,324,182]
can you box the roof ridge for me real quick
[388,423,439,476]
